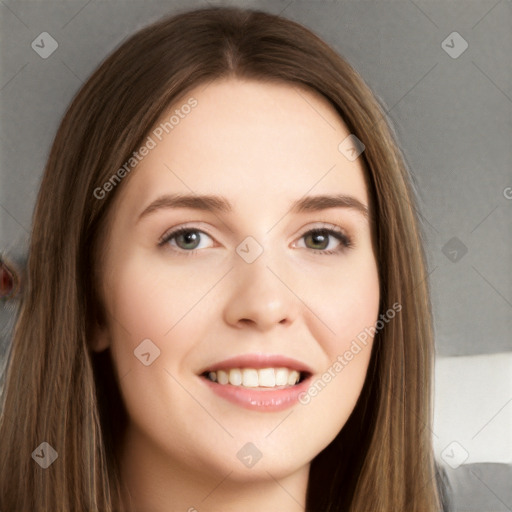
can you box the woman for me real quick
[0,6,447,511]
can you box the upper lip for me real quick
[198,353,314,375]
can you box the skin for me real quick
[91,78,380,512]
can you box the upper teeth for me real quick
[206,368,301,388]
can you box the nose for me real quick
[222,253,299,331]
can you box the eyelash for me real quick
[158,224,353,257]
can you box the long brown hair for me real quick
[0,6,442,511]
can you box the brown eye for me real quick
[304,231,330,250]
[301,228,351,254]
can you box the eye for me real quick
[295,226,352,255]
[158,227,214,254]
[158,224,353,256]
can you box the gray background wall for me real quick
[1,1,511,510]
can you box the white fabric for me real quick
[433,352,512,465]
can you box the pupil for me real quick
[310,232,327,249]
[180,231,199,249]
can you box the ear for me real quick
[88,317,111,353]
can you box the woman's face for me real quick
[93,78,380,484]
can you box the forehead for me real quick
[117,78,370,218]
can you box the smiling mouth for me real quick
[200,367,310,389]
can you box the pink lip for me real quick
[200,374,313,412]
[197,354,314,412]
[198,353,314,374]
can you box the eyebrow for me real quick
[137,193,369,221]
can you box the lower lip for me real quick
[200,375,312,412]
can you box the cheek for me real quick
[294,342,373,457]
[103,250,229,397]
[101,253,219,449]
[299,251,380,355]
[292,267,379,449]
[106,250,217,341]
[103,254,189,381]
